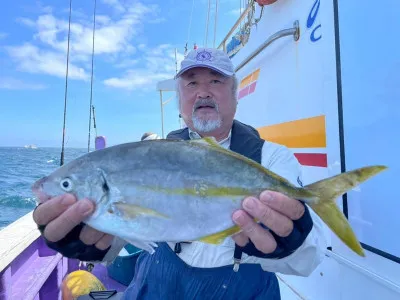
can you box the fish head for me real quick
[31,158,108,206]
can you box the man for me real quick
[33,48,327,299]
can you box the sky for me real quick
[0,0,241,148]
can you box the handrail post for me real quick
[235,20,300,72]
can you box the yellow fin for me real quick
[189,136,220,147]
[113,202,169,219]
[198,225,241,244]
[305,165,388,257]
[202,136,220,146]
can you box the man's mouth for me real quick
[194,100,217,111]
[196,105,215,110]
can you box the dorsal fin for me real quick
[189,137,296,187]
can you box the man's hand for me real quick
[33,194,114,252]
[232,190,306,255]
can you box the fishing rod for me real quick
[92,105,98,137]
[60,0,72,167]
[87,0,97,153]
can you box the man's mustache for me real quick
[193,98,218,112]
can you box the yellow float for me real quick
[61,270,106,300]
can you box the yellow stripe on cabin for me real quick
[239,74,253,89]
[252,69,260,81]
[239,69,260,89]
[257,115,326,148]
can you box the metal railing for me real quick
[217,5,253,52]
[235,20,300,72]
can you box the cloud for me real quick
[228,8,242,16]
[101,0,126,14]
[0,33,8,40]
[0,77,47,90]
[6,1,162,82]
[103,44,184,91]
[5,43,89,80]
[19,2,154,57]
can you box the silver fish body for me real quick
[32,137,387,256]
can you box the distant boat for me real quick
[24,144,37,149]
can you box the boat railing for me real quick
[216,1,300,72]
[217,5,253,52]
[234,20,300,72]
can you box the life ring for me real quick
[256,0,279,5]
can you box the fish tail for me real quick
[303,165,387,257]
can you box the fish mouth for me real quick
[31,177,51,203]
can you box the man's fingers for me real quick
[232,210,277,254]
[44,199,95,242]
[243,197,293,237]
[33,194,76,226]
[95,234,114,250]
[231,232,249,247]
[80,225,106,246]
[259,191,305,220]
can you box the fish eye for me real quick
[60,178,73,192]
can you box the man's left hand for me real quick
[232,190,306,254]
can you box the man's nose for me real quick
[197,88,212,99]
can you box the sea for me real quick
[0,147,88,231]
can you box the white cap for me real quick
[141,133,161,141]
[175,48,235,79]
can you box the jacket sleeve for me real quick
[246,142,328,276]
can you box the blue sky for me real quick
[0,0,241,148]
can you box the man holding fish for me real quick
[32,48,384,299]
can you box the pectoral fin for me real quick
[198,225,241,244]
[124,238,158,254]
[113,202,169,219]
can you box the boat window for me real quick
[339,1,400,262]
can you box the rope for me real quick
[204,0,211,46]
[187,0,195,45]
[213,0,219,48]
[60,0,72,166]
[87,0,97,152]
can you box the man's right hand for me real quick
[32,193,114,260]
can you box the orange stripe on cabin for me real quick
[257,115,326,148]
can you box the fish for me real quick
[31,137,387,258]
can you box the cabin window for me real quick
[339,2,400,262]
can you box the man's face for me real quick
[177,67,237,133]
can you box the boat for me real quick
[1,0,399,299]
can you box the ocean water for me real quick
[0,147,88,230]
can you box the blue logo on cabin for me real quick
[307,0,322,42]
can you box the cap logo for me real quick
[196,50,212,62]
